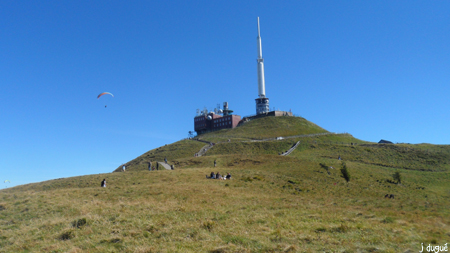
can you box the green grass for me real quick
[115,139,206,172]
[196,116,329,142]
[1,154,449,252]
[290,142,450,172]
[206,140,296,156]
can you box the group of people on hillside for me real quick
[206,172,231,180]
[149,166,159,171]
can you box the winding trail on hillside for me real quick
[191,139,216,157]
[157,161,172,170]
[280,141,301,156]
[190,132,335,157]
[196,144,214,156]
[245,132,336,142]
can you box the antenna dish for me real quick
[207,115,212,120]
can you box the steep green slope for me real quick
[206,134,369,157]
[119,117,335,172]
[113,139,205,172]
[197,116,329,142]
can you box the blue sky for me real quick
[1,1,449,188]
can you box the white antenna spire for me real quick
[257,17,261,37]
[257,17,265,98]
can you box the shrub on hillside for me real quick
[340,162,350,183]
[58,230,75,241]
[202,220,215,231]
[71,218,87,229]
[393,171,401,184]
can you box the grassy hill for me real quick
[113,140,206,172]
[1,116,450,252]
[121,117,366,172]
[196,116,330,142]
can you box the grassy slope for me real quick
[196,116,329,142]
[290,142,450,172]
[119,116,334,172]
[206,134,369,157]
[114,140,206,172]
[1,155,449,252]
[1,116,450,252]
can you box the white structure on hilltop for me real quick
[255,17,270,115]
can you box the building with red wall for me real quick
[194,102,241,135]
[194,113,241,135]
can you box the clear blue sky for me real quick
[1,1,449,188]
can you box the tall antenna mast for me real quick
[256,17,266,98]
[255,17,270,115]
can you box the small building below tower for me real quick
[241,110,293,123]
[255,97,270,114]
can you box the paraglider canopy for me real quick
[4,180,10,183]
[97,92,114,99]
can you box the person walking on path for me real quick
[164,157,168,164]
[101,179,106,187]
[214,160,217,167]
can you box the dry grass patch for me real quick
[1,155,449,251]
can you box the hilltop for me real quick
[117,116,364,172]
[1,116,449,252]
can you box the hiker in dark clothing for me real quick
[206,172,215,179]
[157,163,159,170]
[214,160,217,167]
[101,179,106,187]
[215,172,221,179]
[225,173,231,180]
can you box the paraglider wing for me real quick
[97,92,114,99]
[4,180,10,183]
